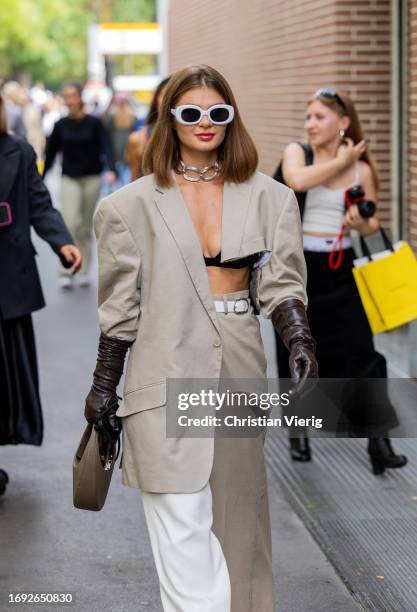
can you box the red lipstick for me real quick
[197,133,215,141]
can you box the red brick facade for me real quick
[168,0,392,225]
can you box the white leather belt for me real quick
[214,297,251,314]
[303,234,352,252]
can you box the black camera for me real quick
[344,185,376,219]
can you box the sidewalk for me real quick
[265,436,417,612]
[261,320,417,612]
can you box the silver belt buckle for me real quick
[233,298,249,314]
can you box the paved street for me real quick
[0,176,361,611]
[3,2,417,610]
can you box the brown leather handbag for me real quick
[73,424,120,511]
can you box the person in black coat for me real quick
[0,93,81,495]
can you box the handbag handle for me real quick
[359,227,394,261]
[98,434,121,470]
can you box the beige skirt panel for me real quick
[209,290,274,612]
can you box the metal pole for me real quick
[156,0,170,77]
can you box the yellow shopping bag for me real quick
[352,229,417,334]
[37,159,44,175]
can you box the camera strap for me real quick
[328,190,351,270]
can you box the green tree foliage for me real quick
[0,0,155,90]
[110,0,155,22]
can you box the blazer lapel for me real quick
[220,181,252,261]
[154,181,221,334]
[0,136,20,202]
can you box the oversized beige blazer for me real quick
[93,170,307,493]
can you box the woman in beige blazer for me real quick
[85,65,318,612]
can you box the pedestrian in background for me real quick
[102,92,136,189]
[0,93,81,491]
[84,64,317,611]
[42,94,64,139]
[127,77,170,181]
[42,81,116,289]
[1,81,27,139]
[275,88,407,475]
[22,86,45,160]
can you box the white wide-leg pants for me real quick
[142,481,231,612]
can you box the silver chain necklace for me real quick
[176,160,222,182]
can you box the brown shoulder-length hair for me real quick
[143,64,258,187]
[308,91,379,193]
[0,94,8,135]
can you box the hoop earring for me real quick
[339,129,345,138]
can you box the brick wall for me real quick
[168,0,392,224]
[409,0,417,250]
[333,0,391,224]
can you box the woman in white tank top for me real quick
[275,88,407,475]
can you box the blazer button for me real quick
[213,338,222,348]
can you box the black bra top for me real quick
[204,251,259,269]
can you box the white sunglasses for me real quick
[170,104,234,125]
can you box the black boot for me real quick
[0,469,9,496]
[289,435,311,462]
[367,437,408,475]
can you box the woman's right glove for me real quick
[272,298,319,396]
[84,334,132,442]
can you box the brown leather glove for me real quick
[272,298,318,395]
[85,334,132,442]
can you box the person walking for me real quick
[0,93,81,491]
[126,77,170,181]
[42,81,116,289]
[84,65,317,611]
[22,87,45,161]
[1,81,27,139]
[274,88,407,474]
[103,92,137,188]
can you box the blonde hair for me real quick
[308,91,379,193]
[143,64,258,187]
[0,94,8,135]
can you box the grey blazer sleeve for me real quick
[258,188,308,318]
[93,200,142,342]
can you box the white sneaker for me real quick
[59,276,73,290]
[77,273,91,287]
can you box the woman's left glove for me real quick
[272,298,319,396]
[84,334,133,442]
